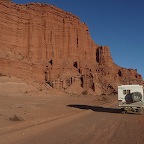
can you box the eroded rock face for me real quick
[0,1,143,95]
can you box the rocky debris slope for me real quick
[0,1,143,95]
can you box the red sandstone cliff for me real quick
[0,1,143,95]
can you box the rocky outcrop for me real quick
[0,1,143,95]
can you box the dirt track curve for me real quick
[1,103,144,144]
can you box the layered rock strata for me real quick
[0,1,143,95]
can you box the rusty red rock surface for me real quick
[0,1,143,95]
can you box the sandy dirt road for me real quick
[1,103,144,144]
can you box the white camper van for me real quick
[118,85,144,114]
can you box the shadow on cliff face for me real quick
[67,104,122,114]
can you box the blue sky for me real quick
[13,0,144,79]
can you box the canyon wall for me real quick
[0,1,143,95]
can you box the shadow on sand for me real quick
[67,104,122,114]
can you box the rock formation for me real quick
[0,1,143,95]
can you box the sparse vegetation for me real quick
[9,115,24,122]
[82,90,88,95]
[0,73,6,77]
[17,106,22,108]
[39,88,42,91]
[98,96,108,103]
[101,96,108,102]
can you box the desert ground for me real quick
[0,75,144,144]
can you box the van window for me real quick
[123,90,126,95]
[123,90,131,95]
[127,90,130,94]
